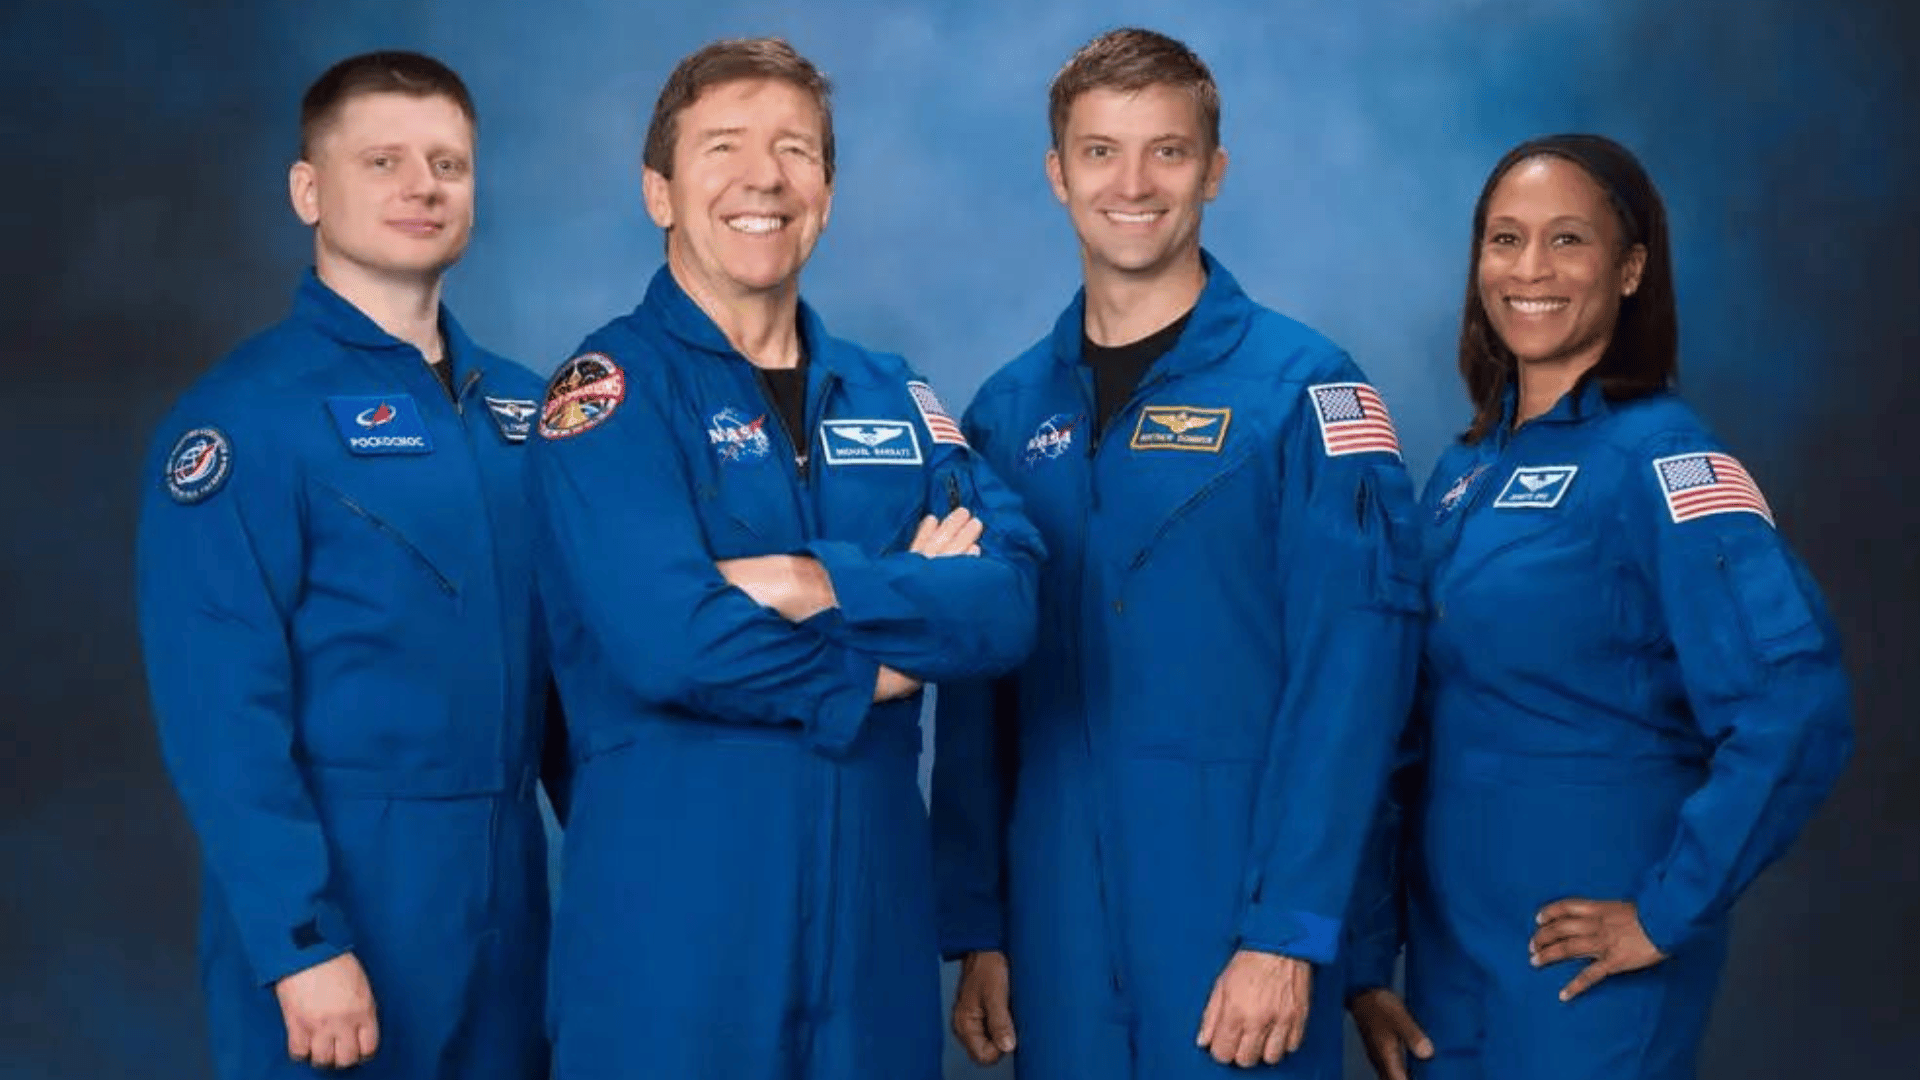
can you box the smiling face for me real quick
[642,77,832,305]
[1046,83,1225,286]
[1476,154,1647,373]
[289,91,475,284]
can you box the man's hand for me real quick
[952,950,1017,1066]
[1196,950,1312,1068]
[274,951,378,1069]
[909,507,983,557]
[1530,898,1666,1002]
[875,665,922,702]
[1349,988,1433,1080]
[715,555,838,621]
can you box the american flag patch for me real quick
[1308,382,1401,458]
[1653,452,1774,526]
[907,381,968,447]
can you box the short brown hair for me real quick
[1049,28,1221,153]
[299,51,475,159]
[643,38,836,183]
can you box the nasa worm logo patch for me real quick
[164,427,233,504]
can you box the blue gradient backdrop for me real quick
[3,1,1915,1077]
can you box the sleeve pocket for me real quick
[1718,530,1823,666]
[1361,470,1426,616]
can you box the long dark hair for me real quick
[1457,134,1678,442]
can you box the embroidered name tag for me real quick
[325,395,434,455]
[820,420,923,465]
[1130,406,1231,452]
[1491,465,1578,509]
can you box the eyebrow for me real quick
[1486,213,1598,228]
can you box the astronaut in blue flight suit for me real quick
[526,39,1042,1080]
[1344,135,1853,1080]
[136,53,560,1079]
[933,29,1422,1079]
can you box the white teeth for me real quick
[1508,298,1568,314]
[1105,210,1161,224]
[726,215,784,234]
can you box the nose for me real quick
[1116,150,1152,200]
[741,142,784,192]
[1514,238,1551,282]
[398,154,439,200]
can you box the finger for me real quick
[334,1030,362,1070]
[1285,1005,1307,1053]
[930,508,976,549]
[1234,1022,1268,1068]
[1531,916,1598,952]
[1365,1031,1411,1080]
[963,543,981,556]
[985,993,1018,1054]
[1533,934,1604,967]
[357,1016,380,1059]
[1208,1015,1244,1064]
[907,515,938,554]
[308,1030,337,1070]
[286,1018,311,1062]
[1560,957,1615,1002]
[952,516,985,549]
[1536,898,1597,925]
[1390,1005,1434,1060]
[1196,983,1223,1047]
[1262,1021,1290,1066]
[953,1010,999,1066]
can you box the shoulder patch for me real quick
[1653,452,1774,526]
[541,353,626,439]
[1308,382,1400,458]
[164,427,233,504]
[907,380,968,447]
[483,396,538,443]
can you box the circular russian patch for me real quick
[164,426,233,504]
[540,353,626,439]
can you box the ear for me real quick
[819,182,833,233]
[1203,145,1228,202]
[289,160,320,226]
[641,166,673,230]
[1045,148,1068,206]
[1621,242,1648,297]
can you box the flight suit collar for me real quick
[290,269,487,387]
[1046,248,1254,382]
[1493,375,1612,448]
[641,264,843,378]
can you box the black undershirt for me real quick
[1082,308,1193,437]
[428,358,456,401]
[759,359,810,473]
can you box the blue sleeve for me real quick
[931,674,1019,958]
[1343,683,1427,996]
[1236,375,1424,966]
[527,353,881,755]
[1623,437,1853,953]
[928,398,1026,958]
[804,394,1044,682]
[136,410,354,986]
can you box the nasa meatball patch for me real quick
[164,427,233,504]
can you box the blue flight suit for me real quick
[933,255,1423,1079]
[136,272,556,1080]
[1345,382,1853,1080]
[528,267,1043,1080]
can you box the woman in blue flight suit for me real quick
[1345,134,1853,1080]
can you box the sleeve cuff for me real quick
[799,610,879,757]
[1631,887,1690,957]
[807,540,918,627]
[245,901,355,987]
[1237,904,1344,966]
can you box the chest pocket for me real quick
[1103,432,1263,579]
[307,473,462,599]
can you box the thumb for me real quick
[1392,1004,1434,1059]
[986,996,1018,1053]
